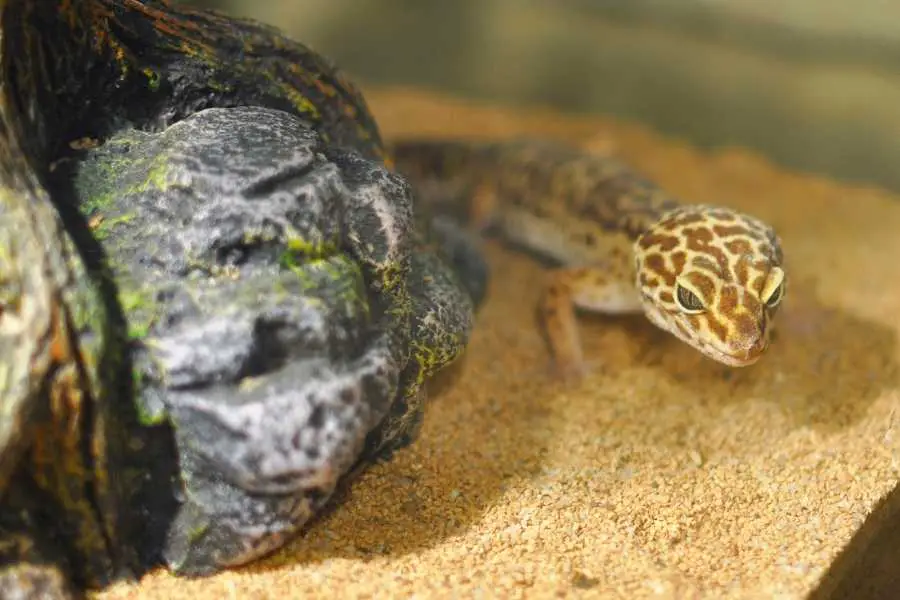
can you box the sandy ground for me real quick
[95,88,900,599]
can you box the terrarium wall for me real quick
[181,0,900,194]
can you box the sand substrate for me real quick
[96,88,900,600]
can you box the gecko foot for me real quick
[552,358,589,386]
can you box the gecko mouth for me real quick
[710,351,763,367]
[702,337,768,367]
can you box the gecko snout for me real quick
[725,321,769,365]
[742,335,768,362]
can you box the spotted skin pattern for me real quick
[391,139,786,380]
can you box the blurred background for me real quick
[179,0,899,193]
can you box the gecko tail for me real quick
[390,139,496,310]
[389,138,493,180]
[387,138,499,222]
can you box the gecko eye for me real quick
[763,281,784,308]
[675,283,705,314]
[760,266,786,309]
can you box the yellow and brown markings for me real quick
[634,205,784,368]
[391,138,785,380]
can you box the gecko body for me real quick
[391,139,786,380]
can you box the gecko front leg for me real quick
[538,266,643,381]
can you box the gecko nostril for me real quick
[744,334,767,359]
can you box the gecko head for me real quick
[632,205,785,367]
